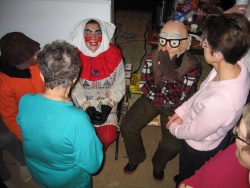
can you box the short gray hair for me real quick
[38,40,80,89]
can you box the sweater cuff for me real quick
[169,123,179,137]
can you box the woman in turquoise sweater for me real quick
[17,40,103,188]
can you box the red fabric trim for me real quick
[95,125,118,152]
[77,43,122,81]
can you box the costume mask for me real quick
[158,20,190,59]
[84,23,102,52]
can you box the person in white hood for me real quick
[70,18,125,152]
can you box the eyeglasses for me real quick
[231,125,250,145]
[200,39,211,49]
[159,37,188,48]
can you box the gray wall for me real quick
[0,0,114,48]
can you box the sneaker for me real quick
[19,165,32,182]
[3,180,17,188]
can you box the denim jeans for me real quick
[120,94,181,171]
[0,117,26,181]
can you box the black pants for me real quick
[120,94,181,171]
[0,177,7,188]
[0,117,26,181]
[176,132,231,187]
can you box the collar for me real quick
[0,56,31,78]
[78,43,122,81]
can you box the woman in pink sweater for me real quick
[167,13,250,187]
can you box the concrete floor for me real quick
[2,10,212,188]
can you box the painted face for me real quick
[159,20,190,58]
[84,23,102,53]
[235,122,250,170]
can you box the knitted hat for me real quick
[0,32,40,67]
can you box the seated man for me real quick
[120,19,201,183]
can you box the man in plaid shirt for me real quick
[120,19,201,183]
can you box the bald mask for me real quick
[158,20,190,58]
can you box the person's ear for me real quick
[215,51,223,62]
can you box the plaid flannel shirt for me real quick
[140,51,201,108]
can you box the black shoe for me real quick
[123,163,138,175]
[153,170,164,183]
[173,174,179,183]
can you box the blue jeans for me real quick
[120,94,181,171]
[0,117,26,181]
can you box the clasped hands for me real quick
[85,105,112,125]
[166,113,183,129]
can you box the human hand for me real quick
[175,117,183,125]
[179,183,193,188]
[91,111,103,125]
[95,105,112,125]
[86,106,103,124]
[224,5,247,15]
[85,106,97,120]
[166,113,182,129]
[179,183,186,188]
